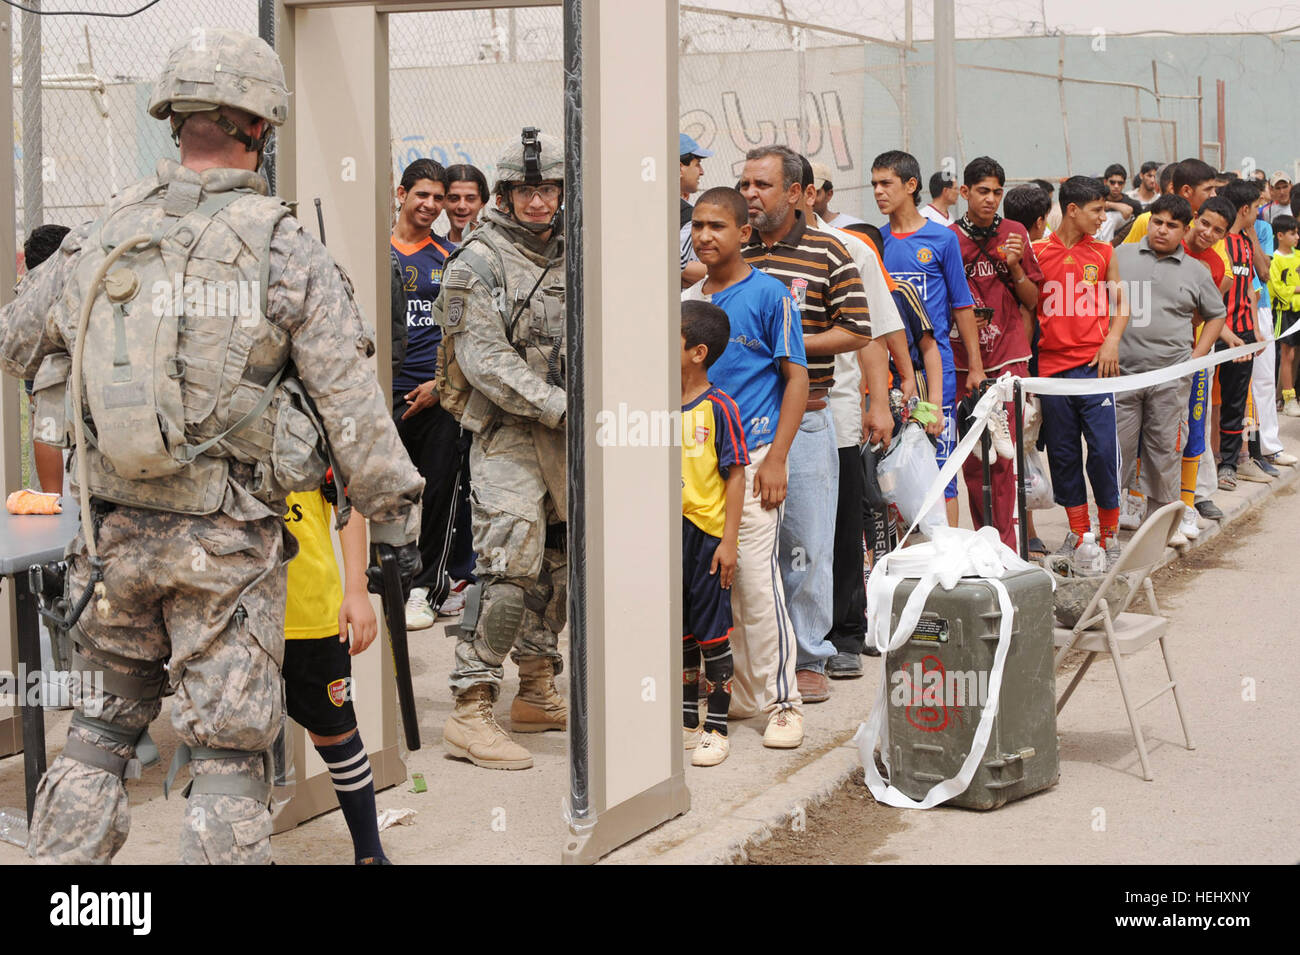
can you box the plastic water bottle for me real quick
[1074,532,1105,576]
[0,808,28,848]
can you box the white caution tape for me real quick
[856,315,1298,807]
[1019,314,1300,397]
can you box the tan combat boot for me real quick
[443,684,534,770]
[510,657,568,733]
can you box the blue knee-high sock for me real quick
[316,731,386,864]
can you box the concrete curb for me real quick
[647,456,1300,866]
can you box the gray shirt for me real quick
[1115,240,1227,374]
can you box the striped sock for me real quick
[700,637,733,737]
[316,731,385,864]
[682,639,701,730]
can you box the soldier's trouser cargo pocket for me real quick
[470,483,544,580]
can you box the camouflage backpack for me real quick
[39,176,329,514]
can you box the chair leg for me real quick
[1105,621,1155,781]
[1158,634,1196,751]
[1056,651,1096,714]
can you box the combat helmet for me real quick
[495,127,564,233]
[148,29,288,158]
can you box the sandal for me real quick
[1028,537,1049,560]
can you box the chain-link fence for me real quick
[10,2,1300,256]
[10,1,261,249]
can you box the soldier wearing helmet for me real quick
[0,30,423,863]
[434,128,568,769]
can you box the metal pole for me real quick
[1197,76,1204,162]
[21,0,41,236]
[933,0,956,174]
[258,0,277,195]
[796,29,807,154]
[1217,79,1226,167]
[563,0,590,827]
[1014,382,1028,561]
[1057,35,1072,175]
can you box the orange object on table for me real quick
[6,489,62,515]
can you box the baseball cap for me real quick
[679,133,714,159]
[811,162,834,191]
[1270,170,1292,185]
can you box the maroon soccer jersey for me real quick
[950,218,1042,373]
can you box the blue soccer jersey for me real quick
[682,267,807,453]
[882,220,973,403]
[391,233,455,395]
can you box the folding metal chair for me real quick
[1053,501,1195,781]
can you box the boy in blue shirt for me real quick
[873,150,983,524]
[680,300,749,766]
[683,186,810,749]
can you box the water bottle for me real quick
[1074,532,1105,576]
[0,808,28,848]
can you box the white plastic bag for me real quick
[1023,446,1054,510]
[875,424,946,536]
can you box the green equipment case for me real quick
[883,567,1059,809]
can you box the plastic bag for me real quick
[1023,446,1054,510]
[875,423,946,535]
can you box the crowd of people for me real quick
[675,140,1300,764]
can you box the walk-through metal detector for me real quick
[278,0,686,862]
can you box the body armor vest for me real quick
[432,214,565,433]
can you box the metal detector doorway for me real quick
[277,0,685,863]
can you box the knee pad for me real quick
[164,742,274,806]
[471,581,527,659]
[61,713,161,781]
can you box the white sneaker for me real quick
[762,708,803,749]
[1272,451,1298,467]
[404,586,436,631]
[1284,398,1300,417]
[989,407,1015,460]
[437,581,468,617]
[1179,505,1201,541]
[1119,491,1143,530]
[683,725,703,750]
[691,730,730,767]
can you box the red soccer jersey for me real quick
[1032,232,1113,376]
[950,218,1042,373]
[1184,241,1226,287]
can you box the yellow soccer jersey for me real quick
[682,384,749,539]
[284,490,343,640]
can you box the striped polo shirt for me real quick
[742,211,872,391]
[1221,232,1256,335]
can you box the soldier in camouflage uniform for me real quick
[0,30,423,864]
[438,130,567,771]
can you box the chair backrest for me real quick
[1073,501,1183,630]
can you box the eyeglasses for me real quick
[510,183,562,201]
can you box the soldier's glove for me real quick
[366,542,422,603]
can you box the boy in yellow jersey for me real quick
[681,300,749,767]
[283,489,388,864]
